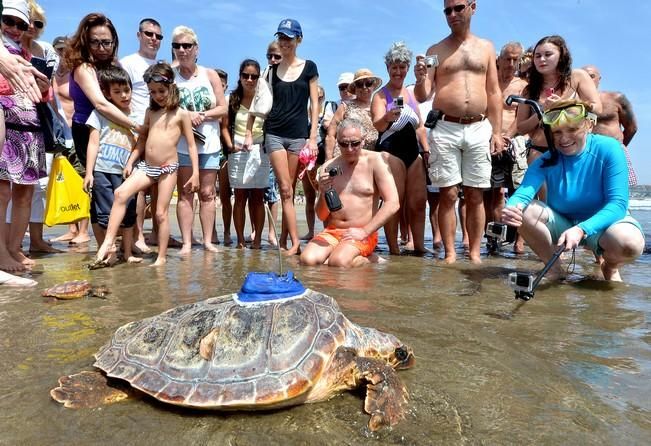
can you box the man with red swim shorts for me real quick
[299,118,399,267]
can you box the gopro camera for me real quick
[393,96,404,109]
[486,222,516,243]
[424,55,439,68]
[508,272,534,294]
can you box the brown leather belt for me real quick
[441,114,486,124]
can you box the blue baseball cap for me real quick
[275,19,303,39]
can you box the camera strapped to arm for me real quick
[509,243,565,301]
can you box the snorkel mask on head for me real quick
[542,100,597,128]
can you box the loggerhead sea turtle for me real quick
[50,272,414,431]
[42,280,110,300]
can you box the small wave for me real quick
[629,199,651,210]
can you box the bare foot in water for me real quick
[30,240,63,253]
[151,257,167,267]
[127,256,143,264]
[442,254,457,264]
[282,244,301,256]
[267,235,278,247]
[468,255,482,265]
[11,250,36,267]
[50,230,77,243]
[133,240,152,254]
[0,250,26,272]
[222,234,233,247]
[600,262,622,282]
[204,243,219,253]
[70,233,90,245]
[236,242,246,249]
[179,244,192,256]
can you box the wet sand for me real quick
[0,206,649,445]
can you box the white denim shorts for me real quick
[427,119,492,189]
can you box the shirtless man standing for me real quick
[414,0,503,264]
[299,119,399,268]
[487,42,528,252]
[583,65,638,186]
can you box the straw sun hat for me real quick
[347,68,382,94]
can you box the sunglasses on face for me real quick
[337,140,362,149]
[354,79,375,89]
[266,53,281,61]
[172,42,194,50]
[143,73,172,84]
[32,20,44,29]
[443,2,473,16]
[338,84,349,92]
[2,16,29,31]
[240,73,260,80]
[89,39,114,49]
[142,30,163,41]
[542,104,590,127]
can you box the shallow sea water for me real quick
[0,208,649,445]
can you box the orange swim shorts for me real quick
[312,227,378,257]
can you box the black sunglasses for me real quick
[266,53,281,61]
[2,16,29,31]
[338,84,349,92]
[240,73,260,80]
[33,20,44,29]
[144,73,172,84]
[354,79,375,89]
[89,39,114,49]
[172,42,194,50]
[142,30,163,41]
[444,2,473,16]
[337,140,362,149]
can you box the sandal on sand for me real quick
[0,271,37,287]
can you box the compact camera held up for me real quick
[392,96,404,109]
[424,55,439,68]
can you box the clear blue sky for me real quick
[39,0,649,184]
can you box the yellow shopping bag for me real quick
[44,155,90,227]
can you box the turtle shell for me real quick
[42,280,92,299]
[93,289,349,408]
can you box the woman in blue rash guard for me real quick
[501,99,644,282]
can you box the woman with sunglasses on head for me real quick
[220,59,270,249]
[249,19,319,256]
[0,0,51,272]
[64,13,138,244]
[371,42,429,255]
[171,26,227,255]
[502,99,644,283]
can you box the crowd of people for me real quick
[0,0,645,287]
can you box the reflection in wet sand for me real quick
[0,209,649,444]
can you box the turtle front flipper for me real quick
[356,357,409,431]
[50,370,131,408]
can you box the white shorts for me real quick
[427,119,492,189]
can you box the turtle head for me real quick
[389,345,415,370]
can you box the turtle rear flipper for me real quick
[356,357,409,431]
[50,370,130,408]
